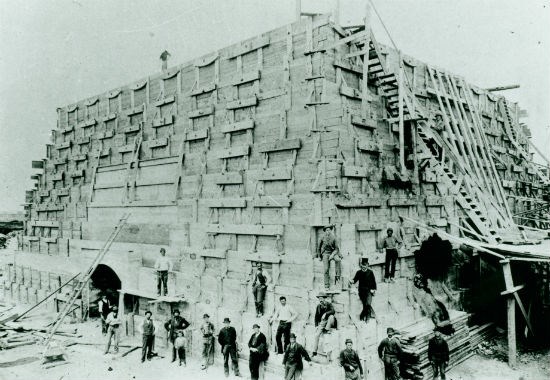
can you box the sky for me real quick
[0,0,549,212]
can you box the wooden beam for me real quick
[486,85,520,92]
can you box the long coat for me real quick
[248,332,268,361]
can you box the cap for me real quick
[345,338,353,344]
[223,317,231,323]
[387,327,395,335]
[290,333,296,339]
[203,313,210,318]
[252,323,260,329]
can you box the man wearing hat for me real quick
[318,225,342,289]
[164,309,190,362]
[378,327,403,380]
[283,333,311,380]
[218,317,241,377]
[248,323,268,380]
[428,327,449,380]
[141,310,155,362]
[312,293,337,357]
[200,313,215,370]
[97,294,111,335]
[339,339,364,380]
[349,258,377,322]
[104,306,121,354]
[252,263,271,317]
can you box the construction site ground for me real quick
[1,245,549,380]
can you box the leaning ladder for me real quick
[41,213,130,355]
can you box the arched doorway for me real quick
[90,264,121,316]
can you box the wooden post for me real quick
[398,55,405,176]
[333,0,340,25]
[295,0,301,22]
[507,296,516,367]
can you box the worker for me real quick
[378,327,403,380]
[200,313,215,370]
[269,296,297,354]
[218,317,241,377]
[318,225,342,289]
[174,330,187,366]
[252,263,271,317]
[312,293,337,357]
[104,306,121,354]
[349,258,377,322]
[339,339,364,380]
[154,248,173,296]
[248,323,268,380]
[283,333,312,380]
[381,228,401,282]
[141,310,155,362]
[164,309,190,362]
[428,327,449,380]
[98,294,111,335]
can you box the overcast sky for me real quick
[0,0,549,212]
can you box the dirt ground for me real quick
[1,242,549,380]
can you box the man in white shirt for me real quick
[104,306,122,354]
[270,296,297,355]
[154,248,173,296]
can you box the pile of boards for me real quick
[398,310,495,379]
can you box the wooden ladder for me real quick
[41,214,129,358]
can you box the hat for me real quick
[252,323,260,329]
[360,257,369,265]
[223,317,231,323]
[345,338,353,344]
[387,327,395,335]
[173,309,180,314]
[290,333,296,339]
[317,291,328,298]
[323,225,333,231]
[203,313,210,318]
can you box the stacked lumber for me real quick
[398,311,495,379]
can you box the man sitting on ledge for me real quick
[312,292,337,357]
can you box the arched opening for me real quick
[90,264,121,317]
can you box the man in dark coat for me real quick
[248,324,268,380]
[312,293,337,356]
[218,317,241,377]
[428,328,449,380]
[378,327,403,380]
[339,339,364,380]
[164,309,190,362]
[283,333,311,380]
[252,263,271,317]
[141,310,155,362]
[349,258,377,321]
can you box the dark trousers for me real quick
[142,334,154,361]
[383,356,400,380]
[101,316,108,334]
[384,249,398,279]
[358,289,373,321]
[276,321,292,354]
[249,352,262,380]
[222,344,240,376]
[253,284,267,315]
[177,346,186,364]
[431,360,447,379]
[157,270,168,295]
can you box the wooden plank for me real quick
[342,165,367,178]
[37,190,49,197]
[356,223,384,231]
[124,124,142,134]
[242,251,281,263]
[340,85,362,100]
[185,129,208,141]
[232,70,261,86]
[57,187,70,196]
[102,113,117,122]
[56,141,71,150]
[351,115,377,130]
[388,198,418,207]
[425,196,447,207]
[334,58,363,75]
[216,145,250,159]
[77,118,97,128]
[258,138,301,153]
[220,120,255,134]
[226,96,257,110]
[153,95,176,107]
[29,220,60,228]
[195,248,227,259]
[98,130,114,140]
[190,82,217,96]
[52,172,64,181]
[75,136,90,145]
[70,169,84,178]
[125,104,144,116]
[253,196,292,208]
[214,172,243,185]
[52,157,67,165]
[188,105,214,119]
[207,224,283,236]
[149,137,168,148]
[257,167,292,181]
[61,125,74,134]
[118,144,134,153]
[357,140,381,153]
[72,154,87,162]
[152,115,175,127]
[228,36,270,59]
[335,197,383,208]
[194,53,218,67]
[203,199,247,208]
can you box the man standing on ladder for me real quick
[154,248,173,296]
